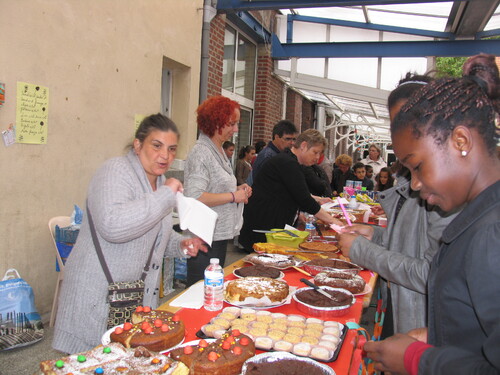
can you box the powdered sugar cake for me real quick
[244,253,298,269]
[224,277,289,304]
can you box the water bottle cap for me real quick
[210,258,220,264]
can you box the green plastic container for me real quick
[265,229,309,248]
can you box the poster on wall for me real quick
[15,82,49,144]
[0,83,5,108]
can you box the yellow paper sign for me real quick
[16,82,49,144]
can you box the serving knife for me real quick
[300,278,337,302]
[252,229,299,237]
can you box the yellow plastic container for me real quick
[265,229,309,248]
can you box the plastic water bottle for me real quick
[204,258,224,311]
[304,214,317,241]
[348,195,358,209]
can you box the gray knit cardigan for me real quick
[52,150,186,354]
[184,133,239,241]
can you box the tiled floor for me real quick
[0,243,376,375]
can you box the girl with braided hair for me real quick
[364,54,500,374]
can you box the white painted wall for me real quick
[0,0,203,321]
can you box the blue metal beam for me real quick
[476,28,500,39]
[287,14,456,40]
[271,34,500,58]
[217,0,451,12]
[227,11,272,43]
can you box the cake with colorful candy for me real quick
[39,342,188,374]
[110,306,185,352]
[169,330,255,375]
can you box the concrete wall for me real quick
[0,0,203,321]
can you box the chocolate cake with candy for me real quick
[110,306,185,352]
[39,342,188,375]
[169,330,255,375]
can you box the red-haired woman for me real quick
[184,96,252,286]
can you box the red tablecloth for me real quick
[168,266,375,374]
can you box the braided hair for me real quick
[392,54,500,155]
[387,72,433,110]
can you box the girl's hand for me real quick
[364,334,416,374]
[406,327,428,343]
[165,178,183,193]
[181,238,208,257]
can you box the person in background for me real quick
[222,140,235,166]
[249,120,298,184]
[337,72,458,340]
[184,96,252,287]
[363,54,500,374]
[365,164,374,183]
[375,167,395,191]
[352,162,374,190]
[360,143,387,176]
[302,161,333,197]
[318,153,334,183]
[239,129,341,251]
[330,154,356,196]
[235,145,255,185]
[252,140,266,165]
[53,114,207,353]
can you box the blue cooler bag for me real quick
[0,269,44,350]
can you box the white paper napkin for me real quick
[168,281,204,309]
[176,192,218,246]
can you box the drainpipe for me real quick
[200,0,217,103]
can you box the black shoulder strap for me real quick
[87,202,157,284]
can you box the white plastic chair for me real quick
[48,216,72,327]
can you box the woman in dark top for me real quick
[239,129,340,251]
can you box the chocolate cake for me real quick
[243,358,329,375]
[169,331,255,375]
[295,289,354,307]
[39,343,189,375]
[110,306,185,352]
[234,265,281,279]
[245,253,296,269]
[314,271,366,294]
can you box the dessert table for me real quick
[158,257,377,374]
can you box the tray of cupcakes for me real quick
[196,307,348,363]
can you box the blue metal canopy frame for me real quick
[285,14,456,42]
[272,34,500,59]
[217,0,451,11]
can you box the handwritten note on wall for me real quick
[16,82,49,144]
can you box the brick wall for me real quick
[302,99,315,130]
[253,46,284,142]
[207,15,225,97]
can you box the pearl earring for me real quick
[461,150,467,157]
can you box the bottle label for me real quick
[305,223,315,230]
[205,271,223,287]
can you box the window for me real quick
[223,25,256,101]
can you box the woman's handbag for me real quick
[87,206,157,329]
